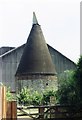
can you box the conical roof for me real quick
[15,13,56,79]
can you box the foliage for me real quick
[50,56,82,106]
[73,56,82,104]
[56,70,79,105]
[6,87,14,101]
[17,87,57,106]
[16,57,82,106]
[42,90,56,105]
[17,87,32,105]
[32,91,43,105]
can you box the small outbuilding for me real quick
[0,13,76,93]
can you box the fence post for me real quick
[0,86,2,120]
[39,107,44,118]
[11,101,17,119]
[6,101,17,119]
[0,86,17,119]
[2,86,7,119]
[6,101,12,118]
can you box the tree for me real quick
[56,56,82,106]
[74,56,82,104]
[56,70,79,105]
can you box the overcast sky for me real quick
[0,0,81,63]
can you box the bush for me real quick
[6,87,14,101]
[56,70,79,105]
[17,87,57,106]
[32,91,43,105]
[73,56,82,105]
[17,87,32,105]
[42,90,56,105]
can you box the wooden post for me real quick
[11,101,17,119]
[39,107,44,119]
[2,86,7,119]
[0,86,2,120]
[0,86,17,119]
[6,101,17,119]
[6,102,12,118]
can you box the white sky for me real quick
[0,0,81,63]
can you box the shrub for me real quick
[17,87,57,106]
[32,91,43,105]
[6,87,14,101]
[42,90,56,105]
[17,87,32,105]
[56,70,79,105]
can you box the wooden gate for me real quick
[17,105,82,119]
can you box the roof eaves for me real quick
[47,44,76,65]
[0,44,25,58]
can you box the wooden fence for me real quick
[0,86,82,119]
[0,86,2,119]
[17,105,82,120]
[0,86,17,119]
[0,86,6,119]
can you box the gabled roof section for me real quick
[15,13,56,79]
[0,47,15,56]
[47,44,76,65]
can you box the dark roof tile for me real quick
[15,23,56,79]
